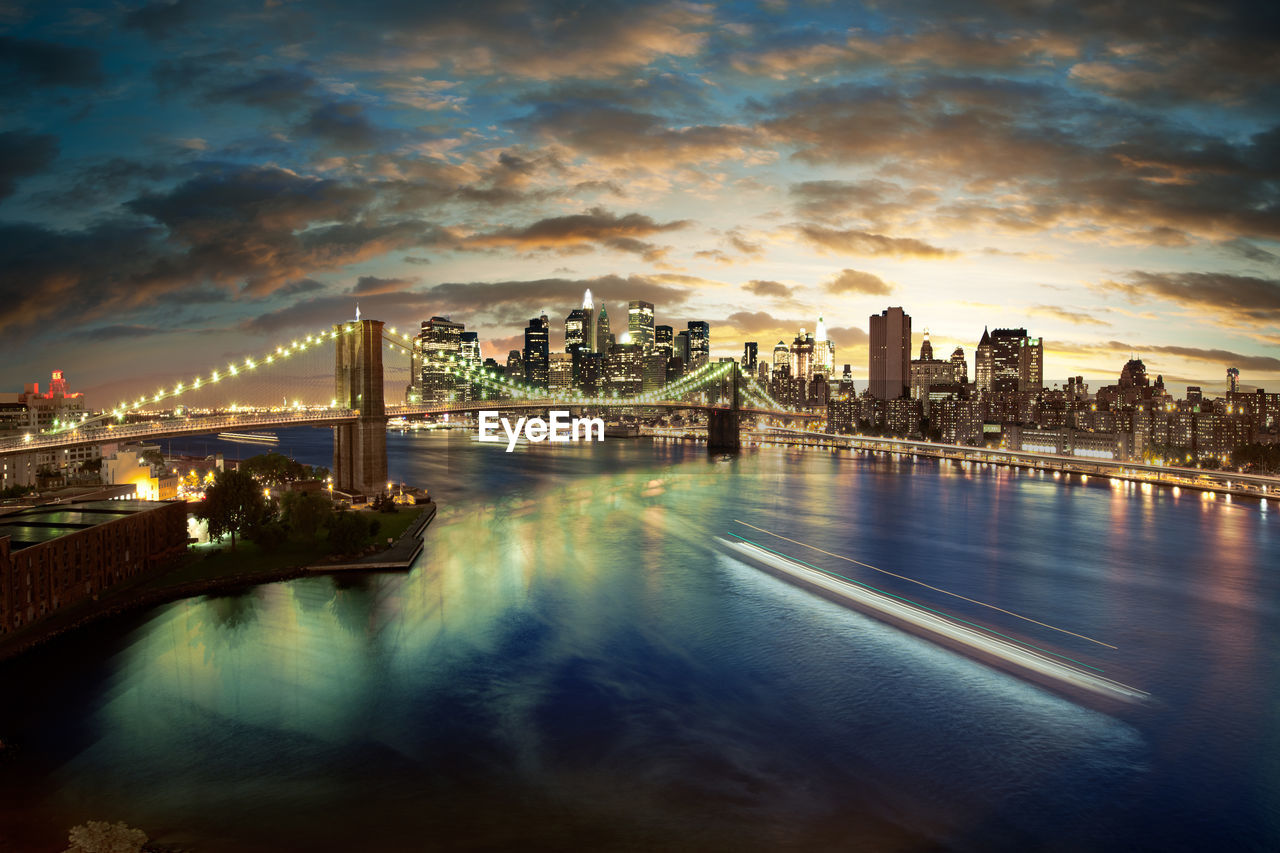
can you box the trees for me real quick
[239,452,329,487]
[280,489,333,541]
[195,468,270,551]
[327,509,377,555]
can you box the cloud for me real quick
[823,269,893,295]
[795,224,955,258]
[352,275,417,295]
[826,326,869,348]
[743,279,792,298]
[0,35,101,88]
[1101,271,1280,323]
[460,207,690,261]
[0,130,58,200]
[1030,305,1111,327]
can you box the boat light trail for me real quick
[734,519,1116,650]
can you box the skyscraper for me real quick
[595,304,612,353]
[814,313,835,376]
[742,341,758,372]
[869,307,911,400]
[687,321,709,369]
[565,307,590,353]
[950,346,968,385]
[523,314,550,389]
[628,300,655,350]
[655,325,674,358]
[674,330,690,365]
[978,328,1042,393]
[415,316,464,403]
[790,329,814,383]
[583,289,596,353]
[459,330,481,401]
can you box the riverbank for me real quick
[0,501,436,662]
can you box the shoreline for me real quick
[0,502,436,663]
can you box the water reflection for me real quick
[1,434,1277,851]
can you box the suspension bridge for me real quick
[1,318,817,495]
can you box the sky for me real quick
[2,0,1279,404]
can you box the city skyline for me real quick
[3,1,1279,401]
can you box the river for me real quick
[1,428,1277,851]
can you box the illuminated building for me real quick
[1228,367,1240,394]
[977,328,1042,394]
[549,352,574,394]
[595,304,612,352]
[674,330,690,366]
[687,321,710,369]
[789,329,814,383]
[628,300,655,350]
[0,370,87,433]
[814,314,835,377]
[772,340,788,370]
[415,317,464,403]
[869,307,911,400]
[910,331,957,415]
[523,314,550,389]
[0,500,189,638]
[582,289,596,353]
[950,346,968,385]
[642,352,667,393]
[505,350,523,380]
[742,341,758,372]
[655,325,674,359]
[565,308,590,353]
[604,343,643,397]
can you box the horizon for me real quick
[2,1,1278,400]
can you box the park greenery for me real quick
[194,453,394,558]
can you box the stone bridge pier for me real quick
[707,364,741,453]
[333,319,388,496]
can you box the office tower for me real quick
[869,307,911,400]
[549,352,573,394]
[758,361,770,385]
[773,340,788,369]
[975,328,993,393]
[458,331,482,401]
[1018,334,1043,392]
[687,321,710,369]
[595,304,612,353]
[565,307,590,353]
[642,352,667,393]
[950,347,967,385]
[674,330,691,365]
[790,329,814,382]
[583,289,596,353]
[742,341,758,373]
[814,313,835,376]
[605,342,643,397]
[1120,358,1149,389]
[978,328,1042,393]
[628,300,655,350]
[910,330,955,412]
[416,316,464,403]
[655,325,674,358]
[505,350,523,381]
[523,314,550,389]
[1228,367,1240,393]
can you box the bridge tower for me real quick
[707,363,741,453]
[333,319,388,496]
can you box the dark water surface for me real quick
[2,429,1278,851]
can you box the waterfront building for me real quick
[628,300,655,351]
[687,321,710,369]
[0,500,189,637]
[869,307,911,400]
[1005,425,1134,462]
[0,370,87,434]
[415,317,464,403]
[523,314,550,389]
